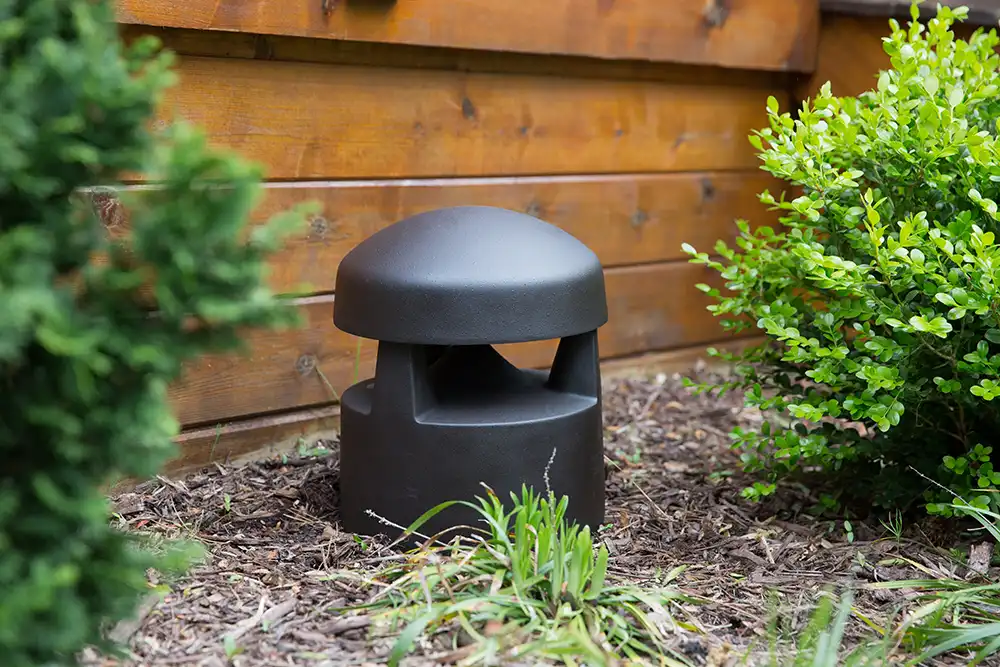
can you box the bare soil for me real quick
[89,367,988,666]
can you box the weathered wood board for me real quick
[123,25,796,91]
[118,0,819,73]
[171,404,341,474]
[167,336,764,476]
[154,56,782,180]
[167,261,746,427]
[96,172,781,296]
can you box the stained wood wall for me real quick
[115,0,822,473]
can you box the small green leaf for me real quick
[909,315,952,338]
[878,71,891,92]
[923,74,939,96]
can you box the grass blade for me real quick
[912,623,1000,663]
[387,609,439,667]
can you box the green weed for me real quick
[871,500,1000,665]
[337,485,699,666]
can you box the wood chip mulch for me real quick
[90,366,985,667]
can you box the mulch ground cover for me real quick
[89,366,988,666]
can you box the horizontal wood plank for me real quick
[168,404,340,475]
[96,172,780,295]
[599,335,767,381]
[164,336,762,476]
[797,15,890,101]
[123,26,795,91]
[118,0,819,73]
[158,56,781,180]
[167,261,745,427]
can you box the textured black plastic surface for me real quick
[334,205,608,345]
[339,337,606,538]
[334,206,608,539]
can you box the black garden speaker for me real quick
[333,206,608,539]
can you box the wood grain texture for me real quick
[797,15,890,100]
[167,262,746,427]
[118,0,820,73]
[600,335,766,380]
[97,172,780,295]
[123,25,795,91]
[168,405,340,475]
[157,56,781,180]
[164,336,764,476]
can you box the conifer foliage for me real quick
[0,1,307,663]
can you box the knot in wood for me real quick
[700,178,717,202]
[702,0,729,29]
[296,354,318,376]
[310,215,330,237]
[460,97,477,121]
[631,209,649,229]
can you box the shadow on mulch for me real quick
[97,367,982,667]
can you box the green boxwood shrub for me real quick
[684,3,1000,516]
[0,1,310,664]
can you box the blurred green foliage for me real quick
[0,1,312,663]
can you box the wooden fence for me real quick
[113,0,970,473]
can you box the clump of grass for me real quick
[870,500,1000,666]
[752,590,894,667]
[341,485,699,666]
